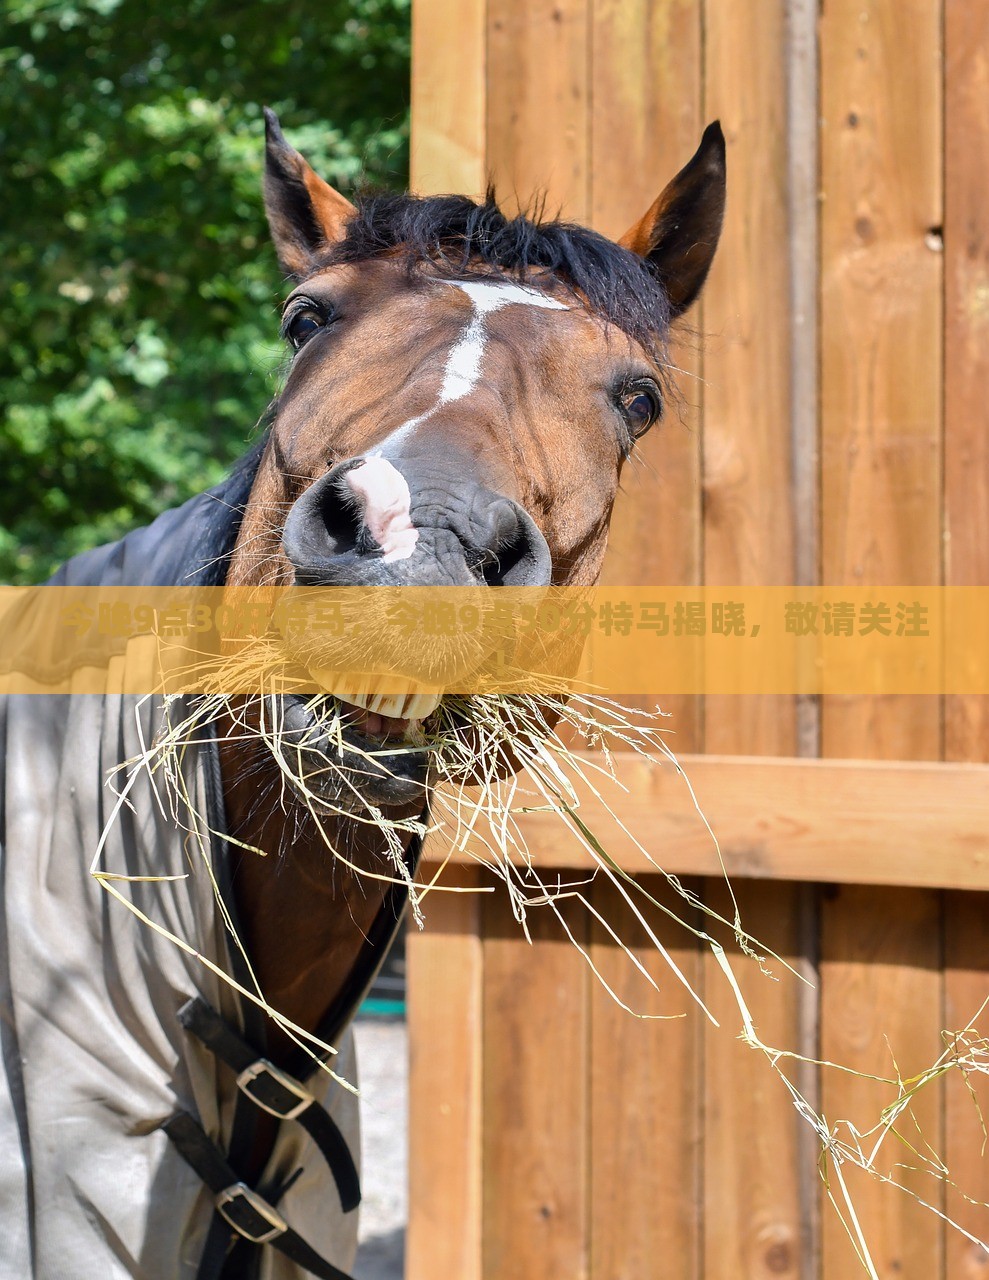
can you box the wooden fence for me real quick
[404,2,989,1277]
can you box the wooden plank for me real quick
[406,869,483,1280]
[575,10,706,1269]
[591,0,704,748]
[703,880,806,1278]
[944,9,989,759]
[946,5,989,757]
[944,11,989,1268]
[702,0,796,756]
[410,0,486,196]
[820,886,943,1280]
[481,890,590,1279]
[819,5,944,1274]
[427,754,989,891]
[588,875,702,1279]
[486,0,590,222]
[944,891,989,1276]
[702,7,815,1270]
[588,0,702,242]
[819,0,942,760]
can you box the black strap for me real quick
[164,1112,356,1280]
[179,997,361,1213]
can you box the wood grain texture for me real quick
[944,12,989,1268]
[702,10,820,1270]
[591,0,704,748]
[700,13,805,1259]
[944,891,989,1278]
[703,880,806,1279]
[820,885,943,1280]
[402,6,989,1279]
[702,0,796,756]
[410,0,486,196]
[945,1,989,765]
[589,875,703,1279]
[428,753,989,891]
[406,870,484,1280]
[819,6,945,1273]
[588,0,702,242]
[486,0,590,222]
[819,0,942,760]
[481,892,590,1280]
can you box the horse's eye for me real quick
[284,305,326,350]
[620,383,662,437]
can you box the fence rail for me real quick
[409,757,989,1278]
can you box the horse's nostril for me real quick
[282,464,372,582]
[317,469,372,555]
[479,500,552,587]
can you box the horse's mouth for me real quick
[276,689,439,811]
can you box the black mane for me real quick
[194,428,270,586]
[322,191,673,366]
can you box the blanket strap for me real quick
[163,1112,356,1280]
[178,996,361,1213]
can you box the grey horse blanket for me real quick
[0,449,397,1279]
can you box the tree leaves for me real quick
[0,0,410,581]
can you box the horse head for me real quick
[224,109,725,813]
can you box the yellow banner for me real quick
[0,585,986,695]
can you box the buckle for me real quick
[216,1182,287,1244]
[236,1058,314,1121]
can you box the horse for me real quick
[0,108,725,1279]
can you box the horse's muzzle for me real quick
[281,456,552,588]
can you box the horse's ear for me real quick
[619,121,726,319]
[263,107,356,279]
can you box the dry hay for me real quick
[91,646,989,1274]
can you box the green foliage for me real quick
[0,0,410,582]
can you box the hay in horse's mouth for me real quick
[275,690,437,810]
[102,683,989,1264]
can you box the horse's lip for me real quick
[280,692,429,751]
[336,697,420,742]
[276,692,431,806]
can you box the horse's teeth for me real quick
[308,669,442,721]
[357,690,443,720]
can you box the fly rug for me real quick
[0,110,726,1279]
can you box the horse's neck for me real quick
[217,731,406,1062]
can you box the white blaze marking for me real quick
[346,455,419,562]
[354,281,569,561]
[390,280,569,441]
[438,314,486,403]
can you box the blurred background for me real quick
[0,0,410,583]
